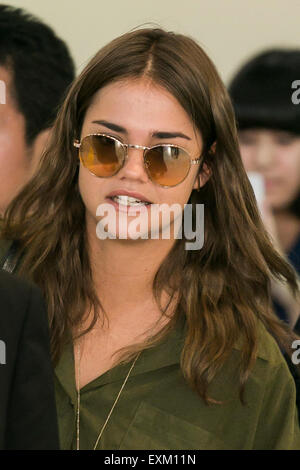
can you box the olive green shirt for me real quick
[54,319,300,450]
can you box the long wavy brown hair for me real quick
[1,28,300,404]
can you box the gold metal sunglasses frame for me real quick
[73,133,202,188]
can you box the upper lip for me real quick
[106,189,152,203]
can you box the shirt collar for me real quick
[55,315,186,401]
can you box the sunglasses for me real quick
[73,133,202,187]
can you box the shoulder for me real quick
[0,269,31,304]
[233,318,291,368]
[0,270,46,337]
[0,270,29,306]
[213,319,298,419]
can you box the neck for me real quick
[273,209,300,252]
[85,214,178,330]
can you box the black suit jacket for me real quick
[0,270,59,449]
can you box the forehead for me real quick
[84,78,196,135]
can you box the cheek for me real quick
[266,156,300,208]
[0,137,27,172]
[78,167,103,216]
[281,159,300,194]
[157,171,198,208]
[0,127,29,212]
[0,118,27,169]
[280,153,300,179]
[239,145,256,171]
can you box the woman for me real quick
[229,49,300,328]
[1,29,300,450]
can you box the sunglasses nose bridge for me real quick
[123,143,149,163]
[118,143,151,180]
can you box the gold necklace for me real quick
[76,342,141,450]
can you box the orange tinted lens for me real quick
[145,146,190,186]
[79,135,124,177]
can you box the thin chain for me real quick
[76,341,141,450]
[76,342,81,451]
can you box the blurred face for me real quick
[238,128,300,211]
[0,66,49,214]
[78,78,211,240]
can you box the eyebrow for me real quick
[91,120,192,141]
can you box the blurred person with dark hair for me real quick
[229,49,300,331]
[0,4,75,214]
[0,269,59,449]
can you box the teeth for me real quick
[112,195,150,206]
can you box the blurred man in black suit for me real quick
[0,269,59,449]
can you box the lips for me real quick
[105,189,153,215]
[106,189,152,204]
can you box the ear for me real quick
[193,161,212,191]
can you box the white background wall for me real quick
[5,0,300,84]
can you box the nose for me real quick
[117,146,150,183]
